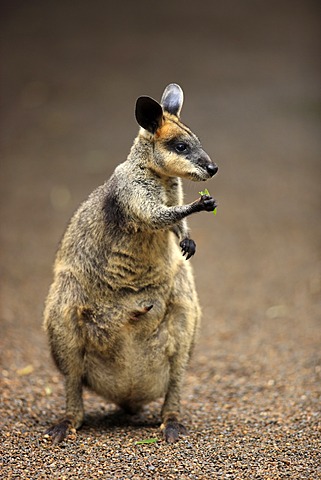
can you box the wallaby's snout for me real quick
[196,150,218,180]
[206,162,218,177]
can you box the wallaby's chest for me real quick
[102,230,178,292]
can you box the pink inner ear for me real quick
[160,83,184,117]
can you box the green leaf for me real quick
[199,188,217,215]
[199,188,210,196]
[135,438,158,445]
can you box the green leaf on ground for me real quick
[135,438,158,445]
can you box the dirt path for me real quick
[1,1,320,478]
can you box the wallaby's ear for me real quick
[135,96,163,133]
[161,83,184,117]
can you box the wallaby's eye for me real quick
[175,142,188,153]
[166,139,190,154]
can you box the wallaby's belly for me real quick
[81,263,186,409]
[83,318,172,409]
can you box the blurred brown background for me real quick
[1,0,320,477]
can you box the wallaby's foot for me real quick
[45,419,72,444]
[197,194,217,212]
[130,304,153,321]
[161,418,188,443]
[180,238,196,260]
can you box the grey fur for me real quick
[43,83,218,444]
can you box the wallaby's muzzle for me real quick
[196,151,218,179]
[206,163,218,177]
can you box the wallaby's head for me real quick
[135,83,218,182]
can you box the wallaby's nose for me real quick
[206,164,218,177]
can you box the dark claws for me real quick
[198,194,218,212]
[45,419,71,444]
[164,421,188,443]
[180,238,196,260]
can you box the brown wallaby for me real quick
[43,83,218,444]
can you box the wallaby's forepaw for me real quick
[162,420,188,443]
[45,419,71,444]
[180,238,196,260]
[197,194,217,212]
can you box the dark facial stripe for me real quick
[167,118,195,138]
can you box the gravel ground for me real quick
[1,1,320,479]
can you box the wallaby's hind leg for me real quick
[161,374,189,443]
[161,264,200,442]
[45,328,85,443]
[45,375,84,444]
[44,274,86,443]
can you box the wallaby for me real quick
[43,83,218,444]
